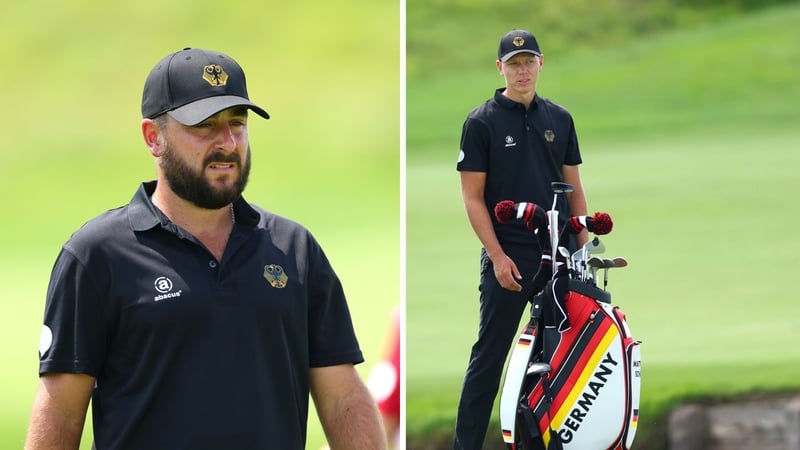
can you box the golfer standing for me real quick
[26,48,386,450]
[454,29,589,449]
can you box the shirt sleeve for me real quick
[38,247,106,377]
[457,116,490,172]
[563,113,582,166]
[306,237,364,367]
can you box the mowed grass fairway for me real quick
[0,1,399,449]
[407,3,800,447]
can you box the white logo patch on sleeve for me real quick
[38,325,53,358]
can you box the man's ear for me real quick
[496,59,504,75]
[142,118,164,157]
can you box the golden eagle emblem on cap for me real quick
[202,64,228,86]
[263,264,288,288]
[513,37,525,47]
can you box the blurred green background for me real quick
[406,0,800,448]
[0,1,399,449]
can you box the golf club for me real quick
[558,246,572,274]
[600,257,629,290]
[587,256,605,287]
[575,237,605,282]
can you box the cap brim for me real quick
[167,95,270,126]
[500,49,541,62]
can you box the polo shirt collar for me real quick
[128,181,260,232]
[493,87,539,110]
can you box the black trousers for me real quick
[454,249,540,450]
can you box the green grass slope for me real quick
[406,3,800,448]
[0,1,399,449]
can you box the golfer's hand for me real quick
[493,254,523,292]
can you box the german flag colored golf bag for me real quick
[500,278,641,449]
[495,183,641,450]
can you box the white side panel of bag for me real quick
[624,342,642,449]
[500,328,537,445]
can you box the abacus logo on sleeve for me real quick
[153,276,182,301]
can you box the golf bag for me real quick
[495,193,641,450]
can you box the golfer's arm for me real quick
[25,373,95,450]
[460,171,504,260]
[563,165,589,247]
[311,364,387,450]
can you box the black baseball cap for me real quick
[141,48,269,126]
[498,29,542,62]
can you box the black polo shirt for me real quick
[457,88,582,253]
[38,181,364,450]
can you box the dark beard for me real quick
[160,141,251,210]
